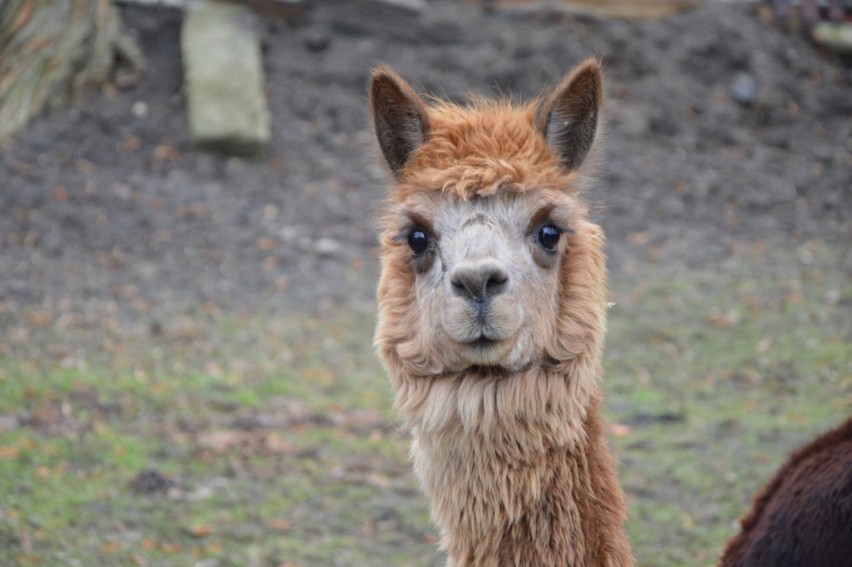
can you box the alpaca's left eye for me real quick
[408,229,429,255]
[537,225,561,250]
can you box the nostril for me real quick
[451,274,475,301]
[450,261,509,301]
[485,271,508,296]
[451,278,467,296]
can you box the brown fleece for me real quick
[371,60,634,566]
[719,417,852,567]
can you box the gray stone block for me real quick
[182,1,270,157]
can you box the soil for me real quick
[1,1,849,329]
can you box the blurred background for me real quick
[0,0,849,565]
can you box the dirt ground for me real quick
[0,1,850,566]
[1,1,849,325]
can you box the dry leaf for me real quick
[25,310,52,327]
[257,237,278,251]
[52,186,68,201]
[123,136,141,153]
[611,423,633,437]
[709,310,739,328]
[267,518,292,532]
[188,525,215,539]
[100,541,121,554]
[264,433,295,454]
[0,446,19,459]
[198,430,246,452]
[628,231,648,246]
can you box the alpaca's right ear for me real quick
[369,66,430,177]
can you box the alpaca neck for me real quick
[394,363,633,567]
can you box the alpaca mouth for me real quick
[466,335,501,349]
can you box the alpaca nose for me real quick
[450,259,509,303]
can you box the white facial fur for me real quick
[399,190,575,374]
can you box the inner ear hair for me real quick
[536,58,603,171]
[369,66,431,177]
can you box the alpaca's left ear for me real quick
[369,65,431,178]
[536,59,603,170]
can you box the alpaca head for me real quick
[372,60,608,381]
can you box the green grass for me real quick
[0,244,849,566]
[0,311,435,566]
[604,244,851,566]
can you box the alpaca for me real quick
[370,60,634,566]
[719,416,852,567]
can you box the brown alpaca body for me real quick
[720,417,852,567]
[371,61,634,566]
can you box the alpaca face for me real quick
[372,60,605,378]
[386,189,578,372]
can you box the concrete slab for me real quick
[181,1,270,156]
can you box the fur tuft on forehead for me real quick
[393,100,578,201]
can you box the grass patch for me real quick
[605,245,851,566]
[0,245,849,566]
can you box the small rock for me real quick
[131,101,149,119]
[279,225,303,243]
[743,175,797,208]
[325,0,423,38]
[420,14,465,45]
[612,105,649,137]
[730,72,757,106]
[367,0,425,15]
[112,182,133,200]
[130,469,174,495]
[813,22,852,54]
[27,516,43,528]
[314,237,342,257]
[224,157,246,178]
[0,415,20,430]
[304,29,331,52]
[236,0,307,22]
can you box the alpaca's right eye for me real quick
[407,229,429,255]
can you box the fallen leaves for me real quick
[51,186,68,202]
[628,231,649,246]
[0,446,19,459]
[194,403,384,457]
[99,541,121,555]
[123,135,141,153]
[195,428,300,459]
[610,423,634,437]
[709,310,740,328]
[266,518,292,532]
[187,524,215,539]
[257,236,279,252]
[24,311,52,328]
[152,141,179,164]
